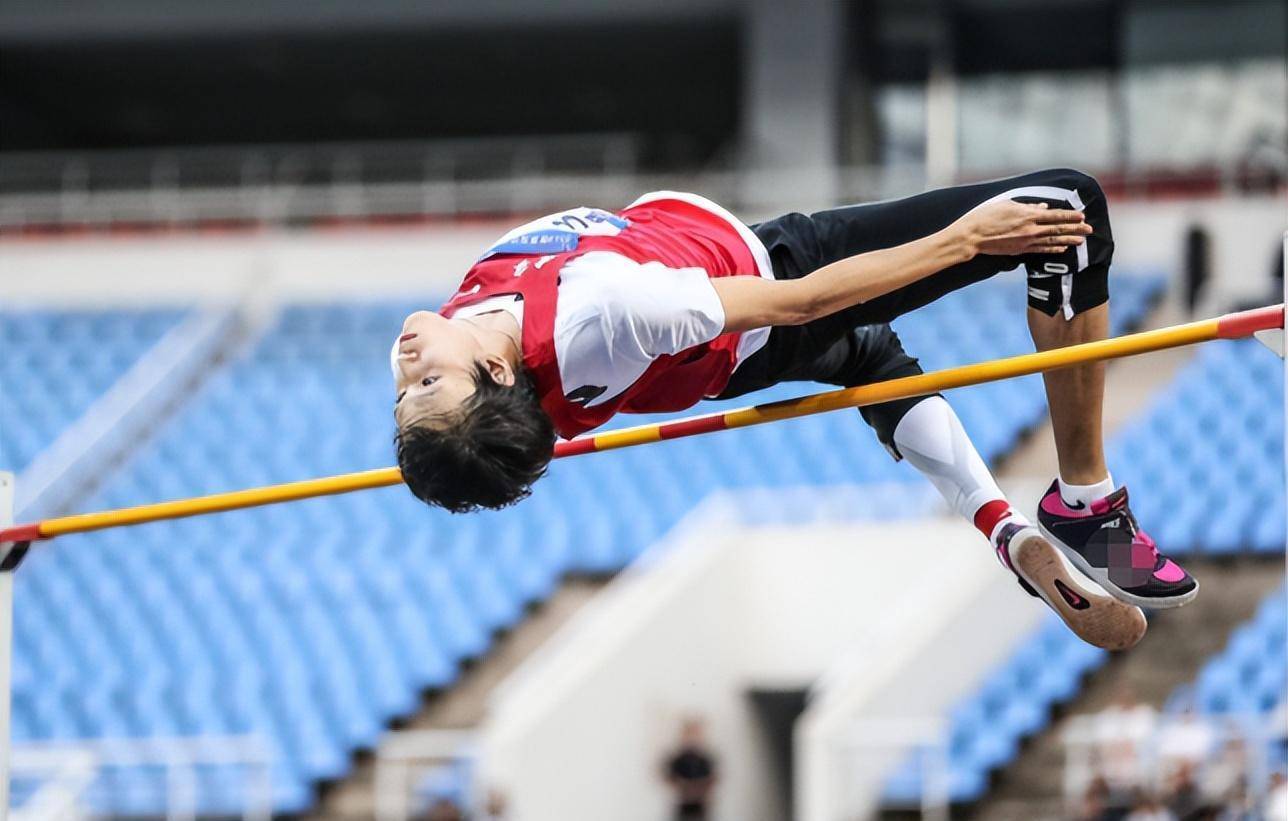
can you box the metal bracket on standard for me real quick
[1254,328,1285,358]
[0,473,23,572]
[0,545,29,574]
[0,470,13,819]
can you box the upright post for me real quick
[0,471,14,821]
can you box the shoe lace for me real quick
[1128,514,1161,562]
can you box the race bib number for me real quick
[480,207,629,259]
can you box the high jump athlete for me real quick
[390,169,1195,650]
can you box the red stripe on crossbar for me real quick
[658,414,730,441]
[1217,304,1284,339]
[0,523,42,544]
[554,437,599,457]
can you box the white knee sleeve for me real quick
[892,397,1005,522]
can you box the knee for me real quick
[1043,167,1106,205]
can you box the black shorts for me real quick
[716,168,1115,455]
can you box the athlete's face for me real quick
[391,311,484,426]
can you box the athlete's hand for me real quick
[956,200,1091,257]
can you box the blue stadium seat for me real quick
[0,308,185,473]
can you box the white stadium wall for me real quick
[1110,195,1287,313]
[0,195,1283,315]
[0,225,493,307]
[474,498,1047,821]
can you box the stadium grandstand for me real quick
[0,1,1285,820]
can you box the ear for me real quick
[483,355,516,387]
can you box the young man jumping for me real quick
[391,169,1195,650]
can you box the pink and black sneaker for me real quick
[993,521,1146,651]
[1037,480,1198,609]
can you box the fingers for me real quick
[1031,206,1086,224]
[1031,235,1086,253]
[1025,211,1092,255]
[1024,228,1089,254]
[1043,221,1093,238]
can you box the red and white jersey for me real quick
[439,192,774,439]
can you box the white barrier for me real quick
[474,491,1046,821]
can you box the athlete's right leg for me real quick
[717,323,1146,650]
[892,393,1146,651]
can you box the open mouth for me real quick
[399,333,417,343]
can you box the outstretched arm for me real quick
[713,201,1090,332]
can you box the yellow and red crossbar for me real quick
[1,303,1281,547]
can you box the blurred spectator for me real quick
[1200,734,1250,805]
[1272,241,1284,292]
[1164,762,1203,821]
[1077,774,1117,821]
[1124,791,1177,821]
[1261,772,1288,820]
[423,797,464,821]
[1212,777,1258,821]
[1183,225,1210,314]
[663,717,718,821]
[1093,686,1158,792]
[478,788,509,821]
[1157,707,1215,783]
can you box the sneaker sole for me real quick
[1011,530,1147,651]
[1038,523,1200,610]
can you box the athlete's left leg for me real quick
[753,168,1116,485]
[750,169,1197,611]
[1030,304,1109,484]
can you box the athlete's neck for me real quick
[457,310,523,369]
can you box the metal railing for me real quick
[0,134,644,228]
[0,162,936,231]
[373,729,476,821]
[9,736,274,821]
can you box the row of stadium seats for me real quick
[6,274,1162,814]
[0,309,183,474]
[883,615,1107,805]
[1111,339,1286,554]
[1186,586,1288,718]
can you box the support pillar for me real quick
[0,472,15,821]
[741,0,843,210]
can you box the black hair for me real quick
[395,362,556,513]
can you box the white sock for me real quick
[1058,474,1115,508]
[988,509,1033,545]
[893,396,1006,523]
